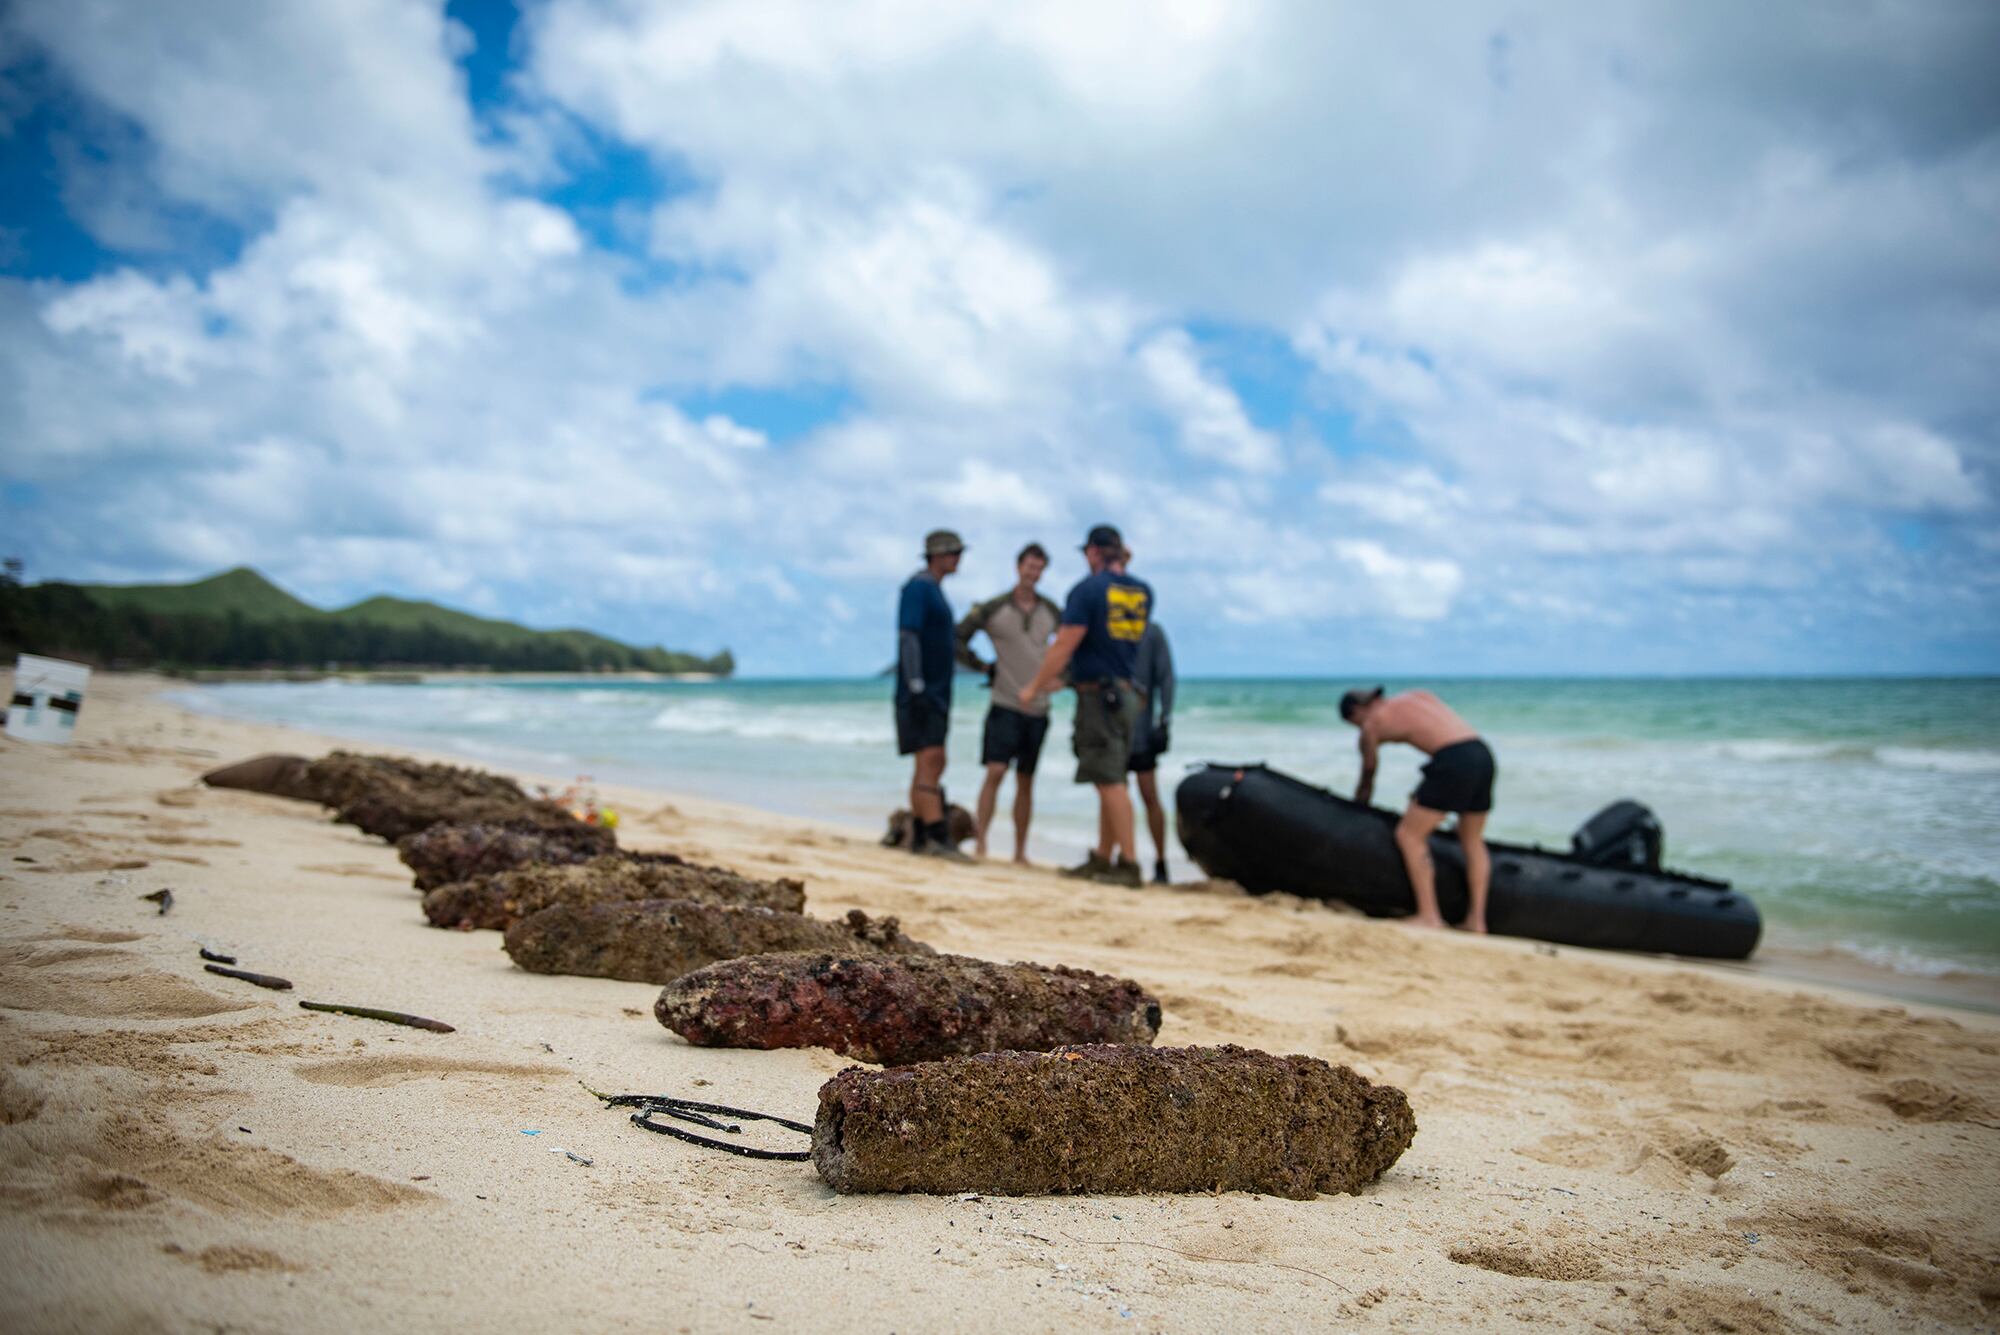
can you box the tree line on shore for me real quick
[0,574,732,676]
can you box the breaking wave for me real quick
[649,700,887,748]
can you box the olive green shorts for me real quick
[1073,682,1142,787]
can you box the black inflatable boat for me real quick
[1175,764,1759,959]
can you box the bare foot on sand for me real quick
[1013,853,1033,867]
[1462,915,1488,935]
[1408,913,1447,930]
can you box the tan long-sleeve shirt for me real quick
[955,591,1061,718]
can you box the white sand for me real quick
[2,673,1997,1332]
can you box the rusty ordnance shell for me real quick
[202,754,319,801]
[303,751,527,810]
[812,1044,1415,1199]
[654,952,1160,1065]
[503,902,933,983]
[203,750,573,844]
[336,789,577,844]
[423,857,806,930]
[397,820,629,890]
[303,750,564,843]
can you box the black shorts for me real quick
[895,696,949,756]
[981,706,1050,775]
[1413,738,1496,813]
[1127,746,1163,774]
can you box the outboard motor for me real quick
[1570,800,1663,872]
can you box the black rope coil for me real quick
[590,1089,813,1161]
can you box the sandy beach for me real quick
[2,673,1997,1333]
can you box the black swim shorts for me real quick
[895,695,949,755]
[981,706,1050,774]
[1126,745,1163,775]
[1412,738,1496,813]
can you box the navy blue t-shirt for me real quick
[1062,571,1154,684]
[897,571,955,707]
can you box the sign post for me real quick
[6,654,92,744]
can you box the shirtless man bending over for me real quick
[1341,687,1498,933]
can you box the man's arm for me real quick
[1354,731,1379,807]
[953,597,997,674]
[1020,625,1086,706]
[897,583,933,701]
[899,630,930,699]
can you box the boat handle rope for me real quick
[587,1086,814,1161]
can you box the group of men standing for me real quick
[894,522,1499,930]
[894,523,1175,887]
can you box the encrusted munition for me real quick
[397,821,630,890]
[203,750,577,843]
[205,750,526,808]
[202,753,323,802]
[334,784,574,844]
[423,857,806,931]
[654,952,1160,1065]
[812,1044,1416,1199]
[302,751,528,811]
[503,901,933,984]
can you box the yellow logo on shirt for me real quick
[1107,585,1149,642]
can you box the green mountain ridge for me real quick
[0,567,732,675]
[82,566,322,621]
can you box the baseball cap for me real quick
[1080,523,1123,551]
[923,529,966,557]
[1339,685,1385,722]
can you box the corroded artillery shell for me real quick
[302,751,528,811]
[204,750,579,844]
[337,789,577,845]
[504,901,932,984]
[398,821,630,890]
[202,753,320,801]
[423,857,806,930]
[306,750,570,843]
[813,1044,1415,1199]
[655,952,1160,1065]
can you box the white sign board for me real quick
[6,654,92,744]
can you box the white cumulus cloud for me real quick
[0,0,1994,673]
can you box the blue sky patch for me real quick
[671,383,856,442]
[1,2,1994,676]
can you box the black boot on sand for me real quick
[921,821,972,863]
[1152,859,1169,885]
[1092,857,1143,889]
[1060,851,1109,880]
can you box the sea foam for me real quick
[1874,746,2000,774]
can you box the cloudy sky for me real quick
[3,1,1996,675]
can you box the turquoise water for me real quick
[178,676,2000,982]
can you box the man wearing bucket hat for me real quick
[1340,686,1497,932]
[1019,524,1155,887]
[896,530,969,860]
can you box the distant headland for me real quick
[0,566,732,677]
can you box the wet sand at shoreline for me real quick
[3,673,1997,1332]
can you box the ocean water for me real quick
[178,676,2000,986]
